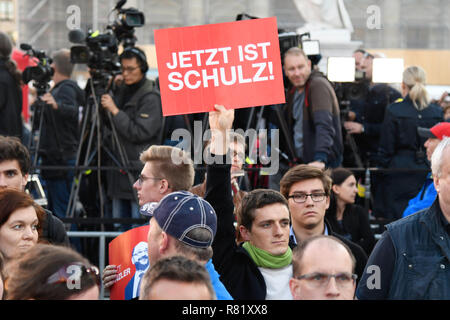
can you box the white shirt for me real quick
[259,265,293,300]
[133,270,145,298]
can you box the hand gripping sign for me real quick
[155,17,285,116]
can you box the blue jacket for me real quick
[402,173,437,218]
[205,259,233,300]
[386,199,450,299]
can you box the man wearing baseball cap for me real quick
[403,122,450,217]
[103,145,232,300]
[146,190,217,262]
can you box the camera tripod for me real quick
[27,83,54,167]
[66,71,138,230]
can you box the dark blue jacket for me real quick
[351,83,401,165]
[376,95,442,219]
[378,95,442,168]
[386,199,450,299]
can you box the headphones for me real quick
[120,47,149,74]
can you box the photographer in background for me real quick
[343,49,401,166]
[0,31,23,140]
[32,48,84,219]
[101,47,162,231]
[266,47,343,191]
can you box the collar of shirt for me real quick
[289,224,328,245]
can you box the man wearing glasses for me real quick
[100,47,162,231]
[280,164,368,281]
[289,235,357,300]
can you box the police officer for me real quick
[376,66,443,220]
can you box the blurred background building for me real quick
[1,0,449,88]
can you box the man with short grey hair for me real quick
[290,235,357,300]
[32,48,84,219]
[357,137,450,299]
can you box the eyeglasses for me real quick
[295,272,357,289]
[287,193,327,203]
[121,66,140,73]
[136,174,163,186]
[46,262,100,286]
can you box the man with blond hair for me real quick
[103,144,233,300]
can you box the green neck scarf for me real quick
[243,241,292,269]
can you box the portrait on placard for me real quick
[108,225,149,300]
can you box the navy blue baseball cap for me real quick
[151,191,217,248]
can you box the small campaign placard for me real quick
[154,17,285,116]
[109,225,149,300]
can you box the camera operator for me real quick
[32,48,84,219]
[343,49,401,166]
[267,47,343,190]
[100,47,162,231]
[0,31,23,140]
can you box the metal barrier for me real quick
[67,231,122,300]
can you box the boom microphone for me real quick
[68,29,86,44]
[20,43,32,51]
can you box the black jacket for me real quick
[42,209,69,246]
[325,202,376,255]
[34,79,84,179]
[351,84,402,165]
[106,78,162,200]
[206,157,268,300]
[0,61,23,139]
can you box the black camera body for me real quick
[70,30,120,74]
[333,73,371,113]
[20,43,54,96]
[111,6,145,48]
[69,0,145,82]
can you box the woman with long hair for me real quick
[326,168,376,255]
[0,31,23,139]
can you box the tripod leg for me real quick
[66,102,93,218]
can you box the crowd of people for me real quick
[0,27,450,300]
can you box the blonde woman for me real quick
[376,66,443,220]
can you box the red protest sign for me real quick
[154,17,285,116]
